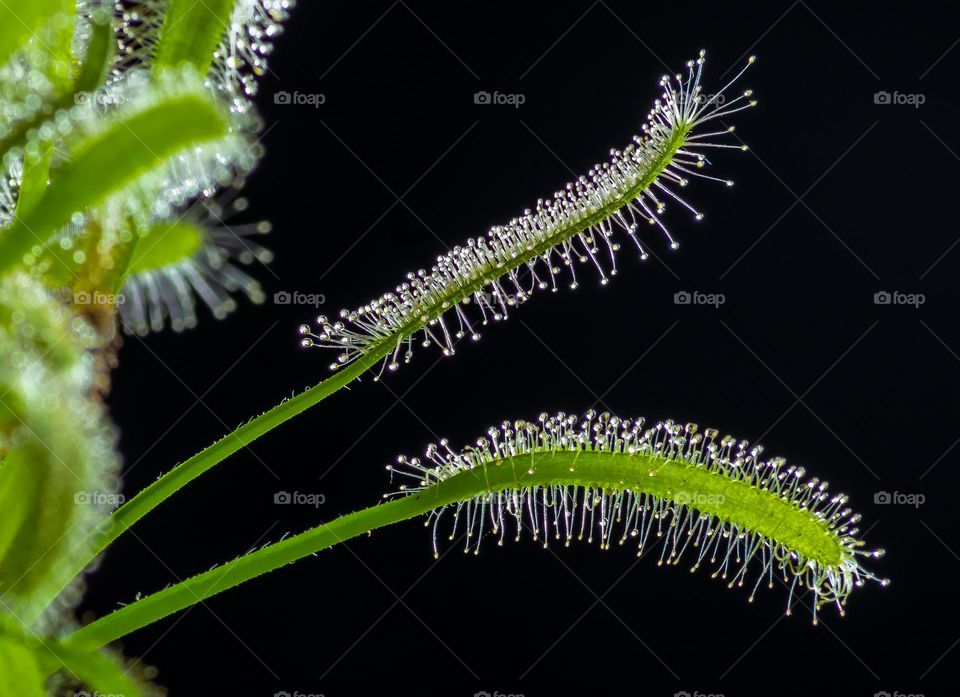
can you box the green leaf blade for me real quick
[153,0,237,73]
[57,647,144,697]
[0,81,230,273]
[0,0,71,68]
[0,274,120,625]
[0,634,46,697]
[126,221,205,274]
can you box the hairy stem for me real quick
[65,345,391,581]
[63,449,838,650]
[315,124,692,363]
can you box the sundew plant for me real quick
[0,2,887,694]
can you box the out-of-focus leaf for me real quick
[0,632,46,697]
[57,645,144,697]
[74,7,116,96]
[126,221,204,274]
[0,274,120,626]
[153,0,236,72]
[0,9,115,163]
[0,615,142,696]
[0,0,71,69]
[0,78,230,273]
[15,147,53,217]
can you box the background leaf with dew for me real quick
[0,273,120,628]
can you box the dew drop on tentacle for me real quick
[118,184,273,336]
[387,410,888,622]
[298,52,758,373]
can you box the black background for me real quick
[85,2,959,696]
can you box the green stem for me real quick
[63,449,838,650]
[76,344,392,567]
[61,452,578,650]
[64,487,432,651]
